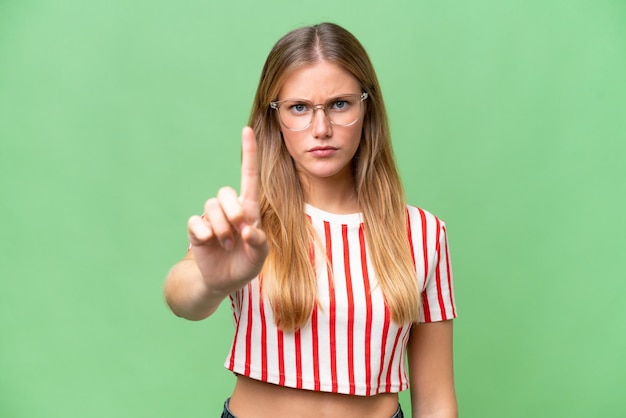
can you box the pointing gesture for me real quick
[187,127,268,296]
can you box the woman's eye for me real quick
[331,100,349,110]
[290,103,309,114]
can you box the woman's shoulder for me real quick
[405,204,446,227]
[405,204,450,247]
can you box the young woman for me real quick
[164,22,457,418]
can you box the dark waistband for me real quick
[221,398,404,418]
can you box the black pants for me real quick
[221,398,404,418]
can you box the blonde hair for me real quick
[249,23,419,331]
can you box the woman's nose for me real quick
[311,107,332,139]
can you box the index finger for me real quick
[239,126,260,204]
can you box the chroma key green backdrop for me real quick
[1,1,625,417]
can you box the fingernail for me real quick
[223,239,233,251]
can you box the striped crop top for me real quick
[224,204,457,396]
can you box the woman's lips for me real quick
[309,146,338,157]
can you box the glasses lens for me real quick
[278,101,313,131]
[277,95,362,131]
[327,96,362,126]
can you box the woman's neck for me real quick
[299,174,360,214]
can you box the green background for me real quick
[1,1,625,417]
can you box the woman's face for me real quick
[276,60,364,186]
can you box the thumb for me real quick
[241,223,268,250]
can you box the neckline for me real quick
[304,203,363,225]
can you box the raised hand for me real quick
[187,126,268,296]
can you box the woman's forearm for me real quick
[163,259,228,320]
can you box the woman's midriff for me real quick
[228,374,400,418]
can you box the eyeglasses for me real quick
[270,92,368,132]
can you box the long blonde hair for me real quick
[249,23,419,331]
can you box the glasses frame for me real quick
[269,92,368,132]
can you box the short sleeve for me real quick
[419,221,457,323]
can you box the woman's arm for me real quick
[164,251,226,320]
[163,127,268,321]
[407,320,457,418]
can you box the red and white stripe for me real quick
[225,204,456,396]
